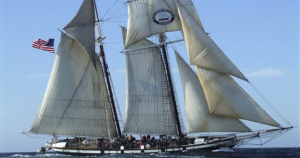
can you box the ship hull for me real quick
[51,138,236,156]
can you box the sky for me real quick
[0,0,299,153]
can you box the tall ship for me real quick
[25,0,293,155]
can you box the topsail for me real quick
[64,0,97,68]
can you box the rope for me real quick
[249,82,292,126]
[261,128,290,145]
[101,0,119,20]
[236,127,292,147]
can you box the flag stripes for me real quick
[32,39,55,53]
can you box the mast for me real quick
[159,33,183,137]
[93,0,122,138]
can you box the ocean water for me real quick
[1,148,300,158]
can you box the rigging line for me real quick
[103,44,123,54]
[101,21,127,23]
[261,129,288,145]
[128,1,156,10]
[249,82,292,126]
[101,14,127,22]
[100,0,119,21]
[104,42,123,44]
[102,5,127,20]
[105,12,127,20]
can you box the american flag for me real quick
[32,39,55,53]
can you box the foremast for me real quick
[93,0,122,138]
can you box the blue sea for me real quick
[1,148,300,158]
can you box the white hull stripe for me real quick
[52,140,235,155]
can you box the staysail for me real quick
[176,1,248,81]
[122,28,178,135]
[175,52,251,133]
[30,0,117,138]
[196,67,280,127]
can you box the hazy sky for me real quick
[0,0,299,152]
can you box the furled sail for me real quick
[122,27,178,135]
[175,52,251,133]
[30,33,117,137]
[125,0,200,48]
[196,67,280,127]
[176,1,248,82]
[63,0,97,68]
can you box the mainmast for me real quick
[93,0,122,138]
[159,33,184,138]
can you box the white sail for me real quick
[126,0,176,48]
[175,52,251,133]
[30,34,117,138]
[196,67,280,127]
[176,2,248,82]
[125,0,201,48]
[63,0,97,68]
[122,28,178,135]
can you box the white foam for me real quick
[212,146,234,152]
[10,154,30,157]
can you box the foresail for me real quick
[175,52,251,133]
[196,67,280,127]
[122,28,177,135]
[30,34,117,138]
[176,1,248,82]
[63,0,96,68]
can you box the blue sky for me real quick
[0,0,299,152]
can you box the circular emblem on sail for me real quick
[152,9,175,25]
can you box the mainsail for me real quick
[175,52,251,133]
[122,28,178,135]
[30,0,117,138]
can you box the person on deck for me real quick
[151,137,156,147]
[128,134,133,142]
[141,135,146,143]
[65,138,69,148]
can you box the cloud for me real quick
[114,69,126,75]
[27,73,50,79]
[245,68,283,78]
